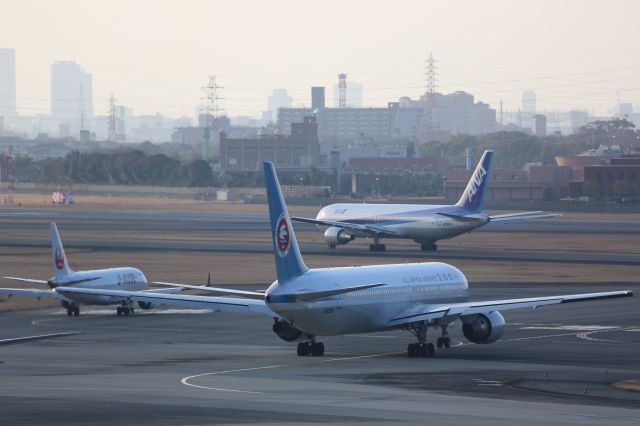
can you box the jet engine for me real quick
[323,226,355,246]
[461,311,505,344]
[138,301,153,310]
[272,319,303,342]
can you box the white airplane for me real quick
[52,162,632,358]
[292,150,558,252]
[0,223,176,316]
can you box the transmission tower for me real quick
[201,75,223,162]
[108,94,118,144]
[420,53,438,143]
[338,73,347,108]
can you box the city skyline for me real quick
[1,0,639,119]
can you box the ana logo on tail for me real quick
[54,248,65,270]
[276,215,290,257]
[467,165,487,203]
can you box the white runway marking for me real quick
[0,212,58,217]
[180,351,402,393]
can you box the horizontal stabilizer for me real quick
[2,276,49,285]
[436,213,484,222]
[152,281,265,299]
[296,283,385,302]
[489,211,560,223]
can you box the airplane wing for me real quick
[53,287,276,316]
[0,287,63,300]
[296,283,385,302]
[2,276,49,285]
[152,281,265,298]
[489,211,560,223]
[290,217,399,237]
[387,290,632,327]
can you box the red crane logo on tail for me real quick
[54,248,65,270]
[276,215,290,257]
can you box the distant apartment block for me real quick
[278,89,497,143]
[220,116,320,171]
[0,48,16,118]
[446,164,572,201]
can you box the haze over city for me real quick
[2,0,639,118]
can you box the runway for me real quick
[1,208,640,266]
[0,283,638,425]
[1,207,640,234]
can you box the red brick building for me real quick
[583,157,640,198]
[445,164,572,201]
[220,116,320,171]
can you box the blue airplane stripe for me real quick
[331,206,474,226]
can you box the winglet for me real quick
[456,150,492,213]
[263,162,308,284]
[51,223,73,281]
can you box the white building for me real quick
[265,89,293,122]
[51,61,93,135]
[0,48,16,118]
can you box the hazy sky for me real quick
[2,0,640,118]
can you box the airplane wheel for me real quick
[311,342,324,357]
[123,307,130,316]
[297,342,310,356]
[328,244,336,250]
[67,308,73,317]
[407,343,417,357]
[369,244,386,252]
[116,307,122,316]
[443,337,451,348]
[73,306,80,316]
[426,343,435,357]
[437,337,443,348]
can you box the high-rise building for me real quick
[0,48,17,118]
[51,61,93,134]
[522,91,536,118]
[532,114,547,137]
[266,89,292,122]
[311,86,326,111]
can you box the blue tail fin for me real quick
[263,161,308,284]
[456,150,492,212]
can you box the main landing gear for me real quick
[406,322,434,358]
[66,305,80,317]
[437,326,451,349]
[297,336,325,357]
[420,242,438,252]
[116,302,135,316]
[369,237,386,252]
[406,323,453,357]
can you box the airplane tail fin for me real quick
[456,150,493,213]
[263,161,308,285]
[51,223,73,281]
